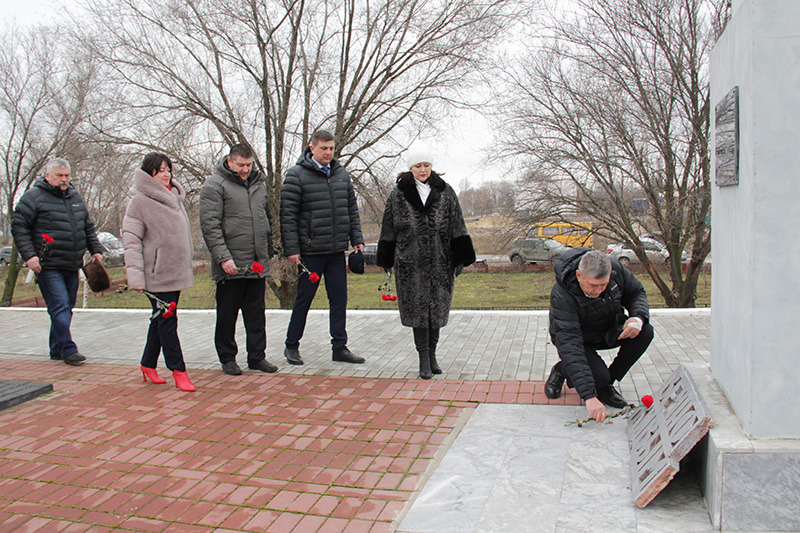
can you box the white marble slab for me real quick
[398,404,715,533]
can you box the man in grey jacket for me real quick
[200,144,278,375]
[280,130,365,365]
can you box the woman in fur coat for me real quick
[122,153,195,391]
[376,143,475,379]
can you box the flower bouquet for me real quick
[378,270,397,301]
[565,395,654,427]
[143,291,177,319]
[299,262,320,283]
[216,261,265,283]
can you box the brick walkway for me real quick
[0,309,708,531]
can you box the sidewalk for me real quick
[0,308,713,532]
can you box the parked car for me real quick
[509,237,567,265]
[97,232,125,267]
[362,243,378,266]
[606,237,688,266]
[0,246,23,267]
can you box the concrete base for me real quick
[687,364,800,531]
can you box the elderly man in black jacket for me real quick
[546,248,654,423]
[11,158,104,365]
[280,130,364,365]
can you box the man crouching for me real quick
[546,249,654,423]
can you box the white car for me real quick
[606,237,687,266]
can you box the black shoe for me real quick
[284,347,304,365]
[597,384,628,408]
[249,360,278,373]
[332,347,365,364]
[62,352,86,366]
[221,361,242,375]
[544,363,565,399]
[50,353,62,361]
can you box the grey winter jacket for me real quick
[11,177,104,271]
[199,156,274,281]
[376,173,475,328]
[549,247,650,400]
[280,147,363,257]
[122,170,194,292]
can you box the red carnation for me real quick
[309,272,320,283]
[391,296,398,301]
[163,301,177,318]
[641,395,654,408]
[381,294,389,301]
[251,261,264,274]
[42,234,54,244]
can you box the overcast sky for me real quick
[1,0,499,192]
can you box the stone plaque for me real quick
[628,364,713,508]
[715,86,739,187]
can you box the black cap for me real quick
[348,249,365,274]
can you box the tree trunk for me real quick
[1,243,24,307]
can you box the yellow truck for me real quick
[526,222,593,248]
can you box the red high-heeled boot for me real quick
[141,365,166,384]
[172,370,195,392]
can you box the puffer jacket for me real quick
[280,147,363,257]
[122,169,194,292]
[199,156,274,281]
[11,176,104,270]
[376,173,475,328]
[549,247,649,400]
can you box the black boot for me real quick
[418,350,432,380]
[428,328,442,374]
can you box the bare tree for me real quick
[77,0,523,307]
[495,0,729,307]
[0,24,95,306]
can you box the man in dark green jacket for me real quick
[200,144,277,375]
[11,158,104,365]
[546,249,653,423]
[280,130,364,365]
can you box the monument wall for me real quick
[710,0,800,438]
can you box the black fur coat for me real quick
[377,173,475,328]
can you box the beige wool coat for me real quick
[123,169,194,292]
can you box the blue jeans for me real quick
[37,269,80,356]
[285,252,348,350]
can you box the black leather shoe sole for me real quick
[284,348,304,365]
[332,351,365,364]
[62,353,86,366]
[544,364,565,399]
[221,362,242,375]
[597,386,628,409]
[249,361,278,373]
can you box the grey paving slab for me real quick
[0,379,53,411]
[0,308,710,395]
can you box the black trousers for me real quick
[214,277,267,365]
[141,290,185,372]
[285,252,348,350]
[565,322,654,390]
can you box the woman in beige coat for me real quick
[122,153,195,391]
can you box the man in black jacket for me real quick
[11,158,104,365]
[546,249,654,423]
[280,130,364,365]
